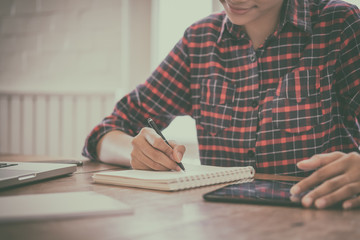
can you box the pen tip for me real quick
[178,163,185,172]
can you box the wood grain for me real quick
[1,154,359,240]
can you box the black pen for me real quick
[147,118,186,171]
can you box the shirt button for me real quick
[248,150,255,159]
[250,54,256,62]
[252,100,258,108]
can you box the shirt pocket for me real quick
[272,69,322,134]
[200,78,235,136]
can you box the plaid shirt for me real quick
[83,0,360,176]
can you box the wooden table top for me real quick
[0,154,359,240]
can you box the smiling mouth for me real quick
[227,3,256,15]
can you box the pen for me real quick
[147,118,186,171]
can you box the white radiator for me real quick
[0,91,116,158]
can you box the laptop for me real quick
[0,162,77,189]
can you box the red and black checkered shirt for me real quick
[83,0,360,176]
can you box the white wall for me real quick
[151,0,216,69]
[348,0,360,6]
[0,0,154,94]
[0,0,218,158]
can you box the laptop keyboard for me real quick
[0,163,18,168]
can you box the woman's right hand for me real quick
[130,127,186,171]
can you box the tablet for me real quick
[203,179,307,207]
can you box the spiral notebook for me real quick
[92,164,255,191]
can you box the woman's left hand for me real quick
[290,151,360,209]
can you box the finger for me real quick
[300,174,353,208]
[131,138,171,170]
[143,146,181,171]
[130,156,151,170]
[343,195,360,210]
[132,132,178,170]
[297,152,345,171]
[167,140,177,148]
[169,142,186,163]
[313,182,360,209]
[130,148,169,171]
[291,154,347,195]
[144,128,174,159]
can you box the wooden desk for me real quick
[1,155,359,240]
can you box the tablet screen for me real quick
[203,179,308,207]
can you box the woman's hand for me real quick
[130,127,186,171]
[290,151,360,209]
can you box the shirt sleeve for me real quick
[335,4,360,119]
[82,31,192,160]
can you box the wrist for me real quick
[96,130,133,167]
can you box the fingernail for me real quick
[298,159,310,166]
[315,199,326,209]
[177,152,183,162]
[343,202,352,210]
[290,185,301,195]
[302,196,313,207]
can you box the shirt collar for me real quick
[217,0,312,43]
[284,0,312,33]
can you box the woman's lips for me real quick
[227,4,255,15]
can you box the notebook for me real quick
[0,162,77,189]
[92,164,255,191]
[0,191,133,223]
